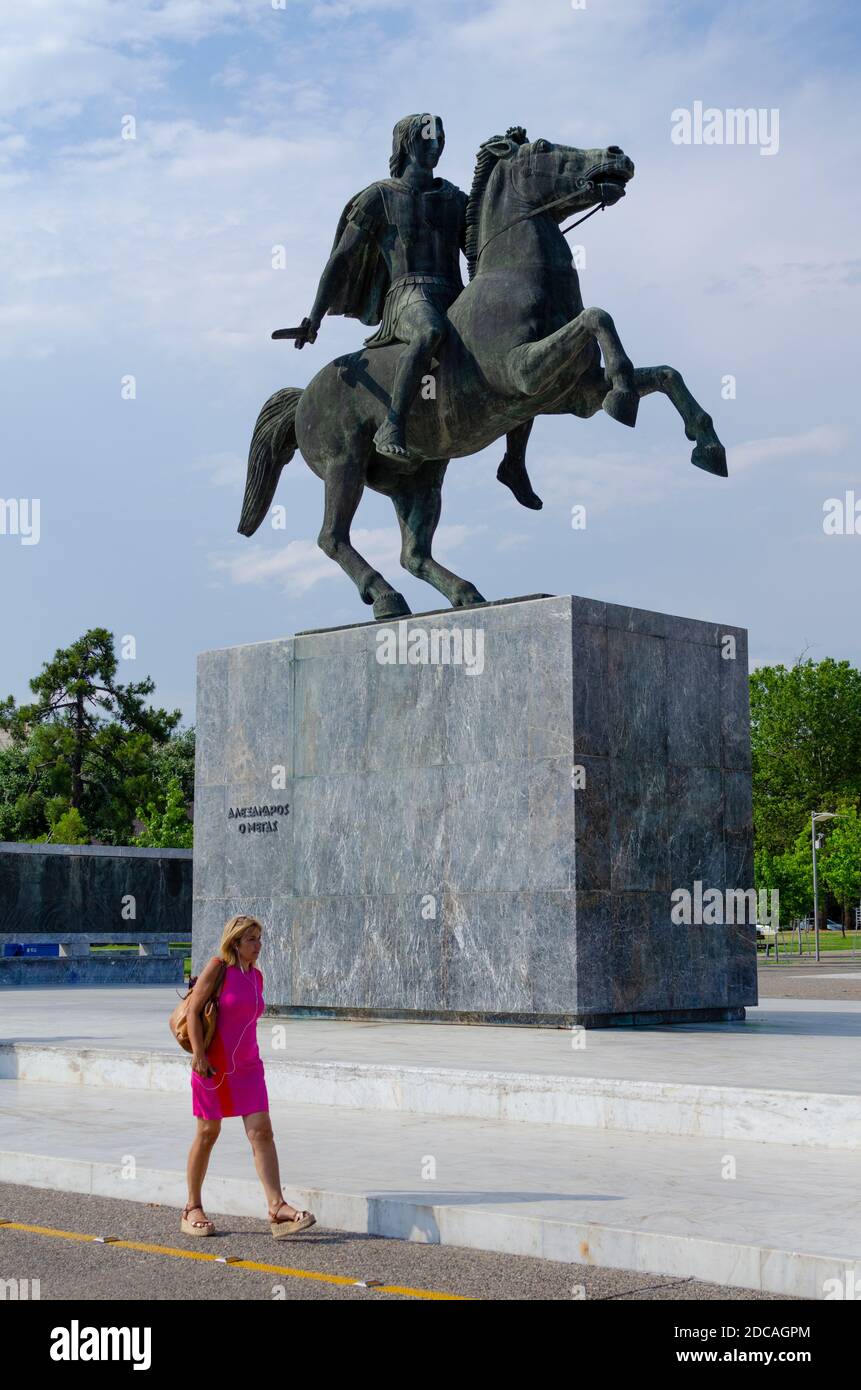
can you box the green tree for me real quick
[0,741,54,841]
[0,629,182,843]
[149,726,195,806]
[754,832,813,923]
[134,776,193,850]
[32,805,90,846]
[819,803,861,932]
[750,657,861,860]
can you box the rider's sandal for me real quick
[269,1199,316,1238]
[181,1203,216,1237]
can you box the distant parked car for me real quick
[825,920,845,932]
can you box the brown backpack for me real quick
[169,960,227,1054]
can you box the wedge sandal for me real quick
[269,1199,316,1238]
[181,1203,216,1236]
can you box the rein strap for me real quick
[475,190,606,266]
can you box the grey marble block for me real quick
[193,595,757,1025]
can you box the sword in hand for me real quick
[272,317,318,349]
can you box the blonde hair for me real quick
[218,914,263,967]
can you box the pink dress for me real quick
[191,961,269,1119]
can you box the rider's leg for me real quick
[497,419,542,509]
[374,303,445,461]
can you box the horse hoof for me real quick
[603,387,639,428]
[691,441,728,477]
[453,590,487,608]
[373,591,411,621]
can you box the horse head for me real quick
[465,128,635,277]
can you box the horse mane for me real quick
[464,126,528,280]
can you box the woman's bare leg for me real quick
[243,1111,301,1216]
[186,1118,221,1212]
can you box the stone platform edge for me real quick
[267,1005,746,1028]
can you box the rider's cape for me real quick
[326,183,390,327]
[325,178,465,327]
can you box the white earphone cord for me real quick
[199,967,261,1091]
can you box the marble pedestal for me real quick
[192,595,756,1025]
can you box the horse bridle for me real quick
[474,167,618,266]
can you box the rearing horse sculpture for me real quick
[239,128,727,620]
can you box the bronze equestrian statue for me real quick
[239,121,727,621]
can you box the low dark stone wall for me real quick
[0,956,184,986]
[0,843,192,936]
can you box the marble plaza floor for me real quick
[2,987,861,1094]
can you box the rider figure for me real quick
[296,114,541,505]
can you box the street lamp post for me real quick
[811,811,838,963]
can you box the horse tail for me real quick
[237,386,303,537]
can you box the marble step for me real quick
[2,1040,858,1150]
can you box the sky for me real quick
[1,0,859,722]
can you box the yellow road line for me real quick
[0,1221,470,1300]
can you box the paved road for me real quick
[758,957,861,1000]
[0,1183,787,1302]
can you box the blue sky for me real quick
[1,0,859,720]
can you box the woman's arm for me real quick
[186,957,222,1072]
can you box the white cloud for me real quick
[531,424,852,518]
[729,425,850,473]
[0,117,349,361]
[194,452,245,488]
[211,523,486,595]
[308,0,409,20]
[533,445,685,515]
[0,0,249,118]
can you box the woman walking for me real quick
[181,913,315,1238]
